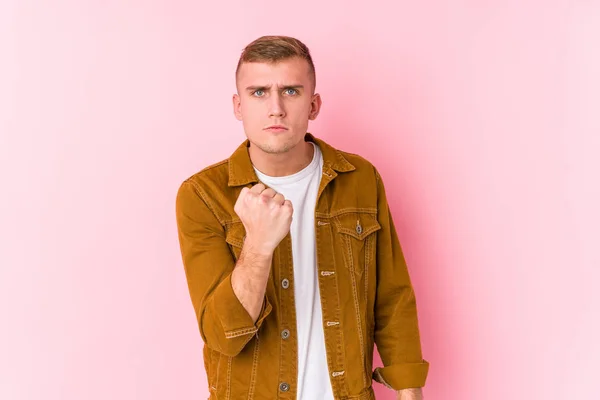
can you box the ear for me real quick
[308,93,322,120]
[232,93,242,121]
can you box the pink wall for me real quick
[1,1,599,399]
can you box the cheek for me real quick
[240,108,267,138]
[290,103,312,123]
[291,107,309,120]
[240,103,262,123]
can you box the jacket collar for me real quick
[227,132,355,187]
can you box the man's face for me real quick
[233,57,321,155]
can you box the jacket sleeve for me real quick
[372,169,429,390]
[175,180,272,357]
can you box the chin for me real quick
[263,143,293,155]
[249,133,294,154]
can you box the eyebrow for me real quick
[245,84,304,92]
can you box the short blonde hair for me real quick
[236,35,316,92]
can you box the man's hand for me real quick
[234,183,293,257]
[231,183,293,322]
[396,388,423,400]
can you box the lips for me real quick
[265,125,288,130]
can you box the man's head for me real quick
[233,36,322,156]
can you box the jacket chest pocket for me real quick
[225,222,246,261]
[333,211,381,274]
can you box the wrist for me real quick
[396,388,423,400]
[243,236,275,258]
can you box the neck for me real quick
[249,140,314,177]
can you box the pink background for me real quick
[1,1,599,399]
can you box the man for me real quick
[176,35,429,400]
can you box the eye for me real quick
[253,90,265,97]
[284,88,298,95]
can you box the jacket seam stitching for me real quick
[336,225,381,239]
[225,356,232,400]
[332,234,349,397]
[224,327,258,338]
[321,207,378,218]
[200,159,228,173]
[344,235,368,388]
[247,336,260,399]
[186,180,226,226]
[365,235,373,378]
[215,352,221,394]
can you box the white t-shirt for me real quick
[253,142,334,400]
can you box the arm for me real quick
[372,169,429,390]
[397,388,423,400]
[231,241,273,322]
[175,181,272,357]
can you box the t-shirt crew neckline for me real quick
[253,142,320,185]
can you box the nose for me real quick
[268,94,285,118]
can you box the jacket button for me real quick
[279,382,290,392]
[281,278,290,289]
[281,329,290,339]
[356,223,362,235]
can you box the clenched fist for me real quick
[234,183,293,256]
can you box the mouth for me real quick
[264,126,288,133]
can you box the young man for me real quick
[176,36,429,400]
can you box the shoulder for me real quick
[179,158,230,193]
[341,150,375,170]
[335,148,382,183]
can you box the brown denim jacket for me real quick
[176,133,429,399]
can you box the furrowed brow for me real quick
[245,85,271,92]
[245,84,304,92]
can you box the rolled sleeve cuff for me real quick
[212,273,272,339]
[373,360,430,390]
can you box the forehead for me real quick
[237,57,311,86]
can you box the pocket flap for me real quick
[334,212,381,240]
